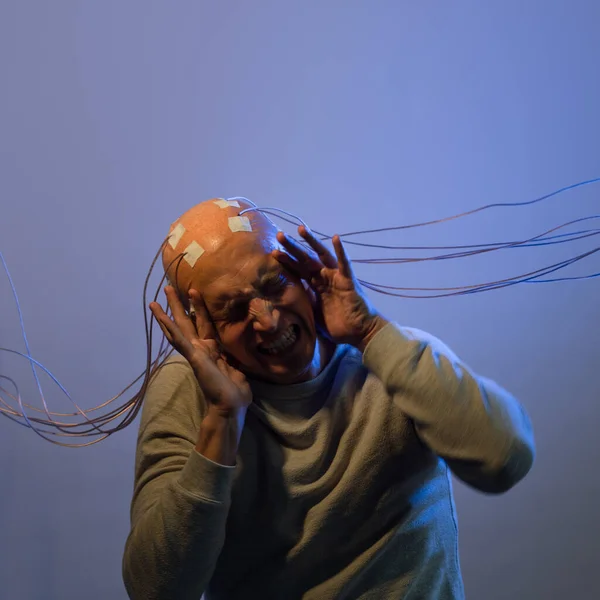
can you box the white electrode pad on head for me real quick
[228,216,253,232]
[214,198,241,209]
[183,241,205,267]
[168,223,186,249]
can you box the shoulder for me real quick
[337,325,459,370]
[148,354,197,389]
[139,354,207,436]
[393,325,461,362]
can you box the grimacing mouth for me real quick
[257,324,301,356]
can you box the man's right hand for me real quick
[150,286,251,464]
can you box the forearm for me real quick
[196,407,246,466]
[123,449,235,600]
[122,358,245,599]
[363,323,535,493]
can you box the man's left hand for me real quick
[273,226,388,351]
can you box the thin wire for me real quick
[0,250,105,440]
[358,245,600,298]
[1,178,598,444]
[228,196,257,208]
[353,227,600,255]
[354,217,600,265]
[239,206,309,229]
[0,240,179,445]
[332,177,600,238]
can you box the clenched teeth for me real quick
[260,326,297,355]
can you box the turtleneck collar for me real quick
[247,344,350,418]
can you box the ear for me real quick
[301,279,318,307]
[301,281,330,339]
[187,302,196,319]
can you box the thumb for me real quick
[304,284,330,340]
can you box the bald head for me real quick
[160,198,326,384]
[162,198,281,300]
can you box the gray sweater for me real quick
[123,323,535,600]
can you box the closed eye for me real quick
[219,301,248,322]
[214,273,290,324]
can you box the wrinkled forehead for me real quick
[200,237,283,303]
[161,197,283,298]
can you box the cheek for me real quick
[285,287,315,330]
[217,325,253,358]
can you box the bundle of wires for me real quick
[1,178,598,446]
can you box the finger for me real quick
[149,302,175,344]
[150,302,194,353]
[155,319,175,345]
[271,249,303,275]
[276,231,323,273]
[272,248,327,290]
[164,286,197,339]
[332,235,353,279]
[149,301,171,330]
[215,356,229,377]
[189,289,217,340]
[298,226,337,269]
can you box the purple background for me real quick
[1,2,599,599]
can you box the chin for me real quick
[256,358,312,385]
[252,350,317,385]
[230,324,318,384]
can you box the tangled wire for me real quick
[1,178,598,446]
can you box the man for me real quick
[122,198,535,599]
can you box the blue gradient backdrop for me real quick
[1,2,598,599]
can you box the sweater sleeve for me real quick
[362,323,535,494]
[122,357,236,600]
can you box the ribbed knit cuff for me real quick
[362,322,413,378]
[178,449,236,503]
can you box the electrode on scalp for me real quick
[168,223,186,249]
[183,241,205,267]
[228,216,253,233]
[2,177,599,446]
[214,199,241,209]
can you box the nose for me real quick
[249,298,279,333]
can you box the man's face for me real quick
[200,238,319,385]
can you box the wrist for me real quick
[354,315,389,353]
[196,407,247,466]
[202,405,247,439]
